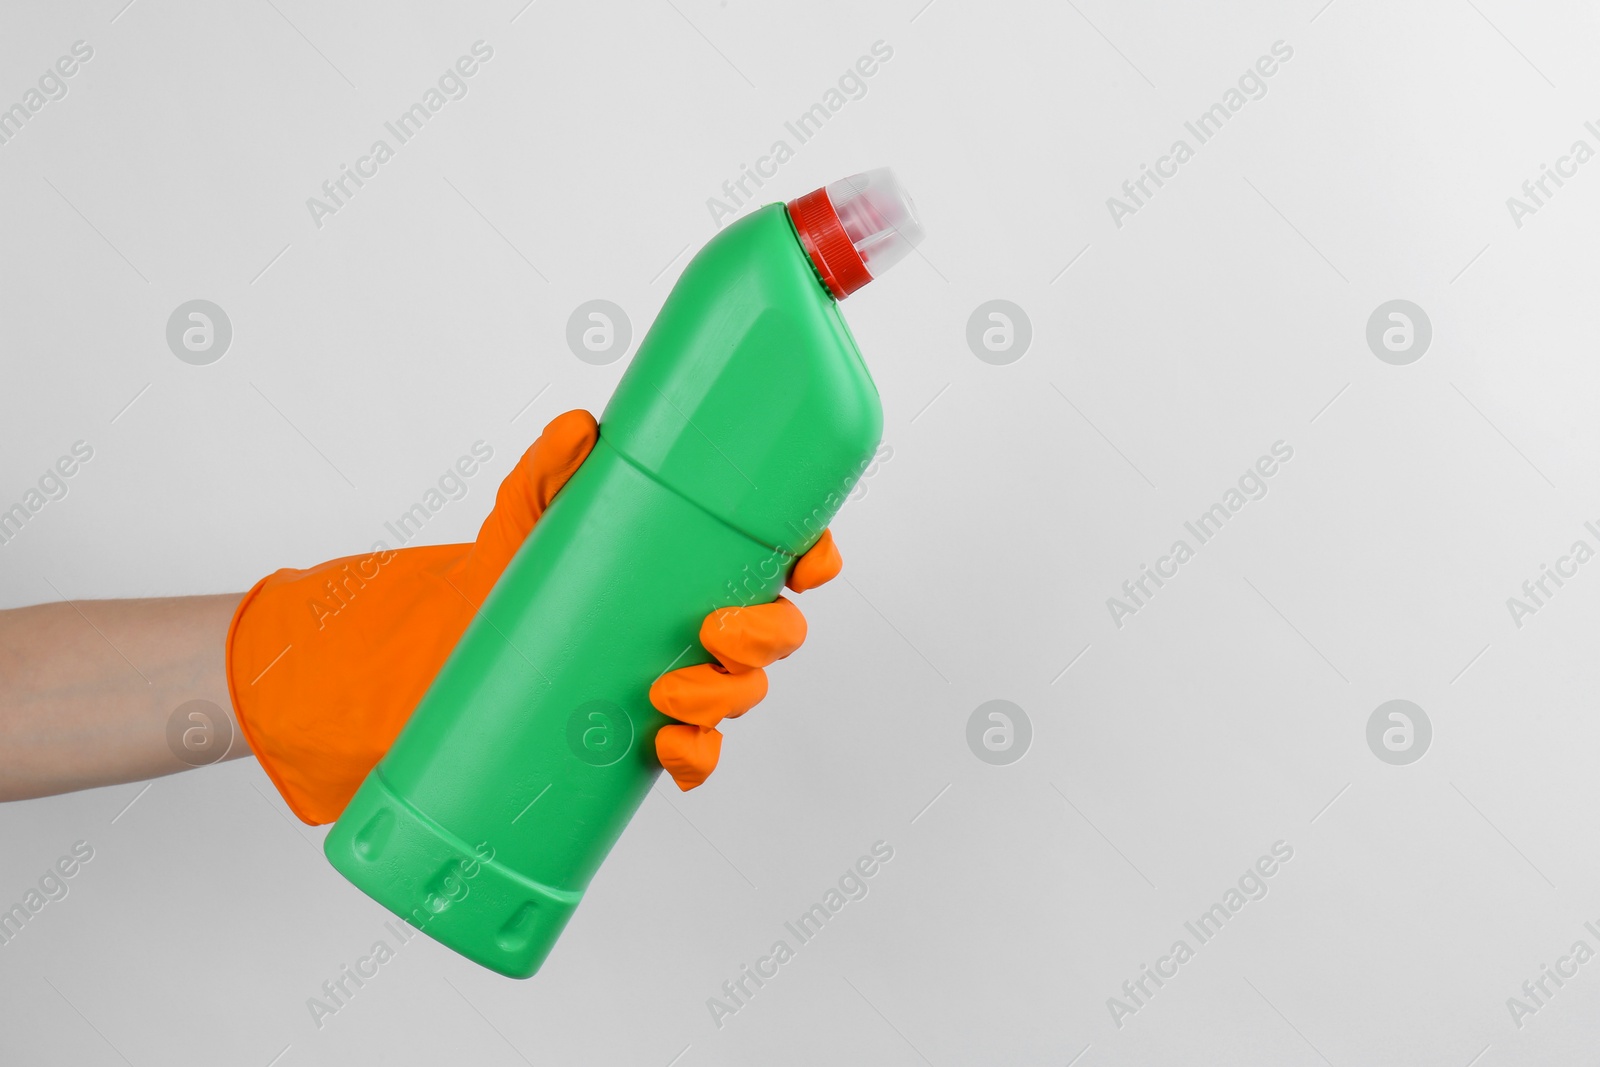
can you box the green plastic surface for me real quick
[323,203,884,977]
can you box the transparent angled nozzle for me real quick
[787,167,924,299]
[826,168,924,280]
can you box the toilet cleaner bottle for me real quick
[324,169,924,978]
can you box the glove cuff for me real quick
[224,543,469,825]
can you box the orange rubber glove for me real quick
[225,410,840,824]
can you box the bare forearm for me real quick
[0,594,248,801]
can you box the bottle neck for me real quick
[785,189,871,300]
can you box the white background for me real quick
[3,0,1599,1064]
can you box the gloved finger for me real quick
[787,528,842,593]
[700,597,807,674]
[649,663,769,727]
[656,724,721,790]
[465,409,598,590]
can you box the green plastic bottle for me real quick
[323,169,924,978]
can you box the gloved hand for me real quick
[225,409,841,824]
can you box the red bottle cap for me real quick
[788,169,923,300]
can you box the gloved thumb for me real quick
[458,409,597,601]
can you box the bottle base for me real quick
[324,769,582,979]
